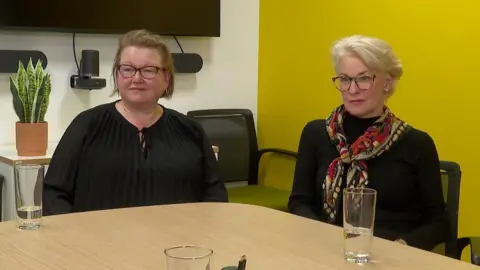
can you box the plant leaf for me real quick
[38,73,51,122]
[26,58,37,123]
[10,77,25,122]
[15,62,28,123]
[33,75,48,123]
[35,59,44,91]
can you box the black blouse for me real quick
[288,113,450,251]
[43,101,228,215]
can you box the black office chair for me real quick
[436,161,479,265]
[187,109,297,211]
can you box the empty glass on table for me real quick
[165,245,213,270]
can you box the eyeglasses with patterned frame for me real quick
[332,75,376,91]
[117,64,164,79]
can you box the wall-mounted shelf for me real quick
[0,50,48,73]
[0,50,203,74]
[172,53,203,73]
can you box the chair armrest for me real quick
[458,237,480,265]
[471,237,480,265]
[439,160,461,172]
[259,148,297,159]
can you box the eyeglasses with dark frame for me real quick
[117,64,164,79]
[332,75,376,91]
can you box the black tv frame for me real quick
[0,0,221,37]
[0,25,220,38]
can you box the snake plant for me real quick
[9,58,51,123]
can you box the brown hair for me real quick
[111,29,175,99]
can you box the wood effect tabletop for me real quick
[0,203,476,270]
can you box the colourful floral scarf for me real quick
[323,105,409,223]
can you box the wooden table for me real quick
[0,203,476,269]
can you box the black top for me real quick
[288,113,450,251]
[43,101,228,216]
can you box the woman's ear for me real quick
[164,71,171,88]
[384,75,394,92]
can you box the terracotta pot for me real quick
[15,122,48,156]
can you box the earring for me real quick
[384,88,389,92]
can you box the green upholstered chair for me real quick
[187,109,297,211]
[431,161,479,265]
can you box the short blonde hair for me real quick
[331,35,403,91]
[111,29,175,99]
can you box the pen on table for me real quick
[238,255,247,270]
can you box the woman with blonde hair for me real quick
[43,29,228,215]
[288,35,450,250]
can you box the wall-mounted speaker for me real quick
[172,53,203,73]
[0,50,48,73]
[79,50,100,77]
[70,49,106,90]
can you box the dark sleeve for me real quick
[288,121,320,220]
[198,126,228,203]
[400,132,451,250]
[43,112,91,216]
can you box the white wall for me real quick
[0,0,259,146]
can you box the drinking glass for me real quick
[165,245,213,270]
[14,164,44,230]
[343,187,377,263]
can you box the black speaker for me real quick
[80,50,100,77]
[172,53,203,73]
[0,50,48,73]
[71,49,106,90]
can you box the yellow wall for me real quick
[258,0,480,251]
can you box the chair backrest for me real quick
[439,160,462,259]
[187,109,259,184]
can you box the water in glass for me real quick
[17,205,42,229]
[344,226,373,263]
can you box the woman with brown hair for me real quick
[43,29,228,215]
